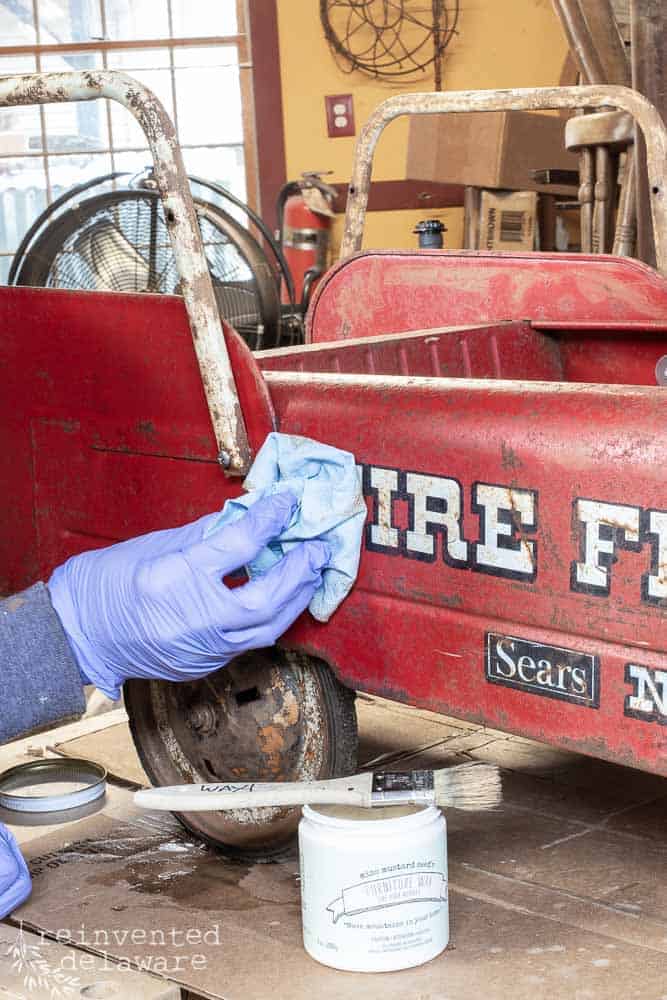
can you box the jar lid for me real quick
[302,802,442,833]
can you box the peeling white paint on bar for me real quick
[341,84,667,274]
[0,70,251,473]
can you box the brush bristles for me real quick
[433,762,502,811]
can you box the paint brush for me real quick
[134,762,501,813]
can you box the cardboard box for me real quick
[478,190,537,251]
[406,110,578,195]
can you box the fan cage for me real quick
[12,183,282,350]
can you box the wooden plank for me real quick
[332,179,465,214]
[631,0,666,268]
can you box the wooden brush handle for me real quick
[134,781,366,812]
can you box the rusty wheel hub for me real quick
[125,647,358,859]
[160,654,313,783]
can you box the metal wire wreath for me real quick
[320,0,459,86]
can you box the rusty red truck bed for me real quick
[1,73,666,855]
[4,246,667,776]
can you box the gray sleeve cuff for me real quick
[0,583,86,744]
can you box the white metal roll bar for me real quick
[0,71,251,474]
[341,85,667,276]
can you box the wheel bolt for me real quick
[188,704,216,734]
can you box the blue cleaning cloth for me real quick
[208,433,366,622]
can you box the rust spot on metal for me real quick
[257,726,286,767]
[51,418,78,434]
[501,442,522,470]
[136,420,157,437]
[124,647,344,852]
[506,485,537,572]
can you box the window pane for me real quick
[38,0,102,44]
[106,50,174,150]
[183,145,246,203]
[0,4,248,264]
[48,153,113,201]
[112,150,155,178]
[0,157,47,254]
[0,55,41,152]
[0,255,13,284]
[41,52,110,153]
[0,0,36,45]
[0,54,37,72]
[106,47,171,70]
[103,0,169,40]
[170,0,237,37]
[172,44,239,68]
[175,48,242,145]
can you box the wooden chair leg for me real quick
[579,147,594,253]
[463,186,481,250]
[613,152,637,257]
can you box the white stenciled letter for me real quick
[368,467,398,549]
[625,664,667,719]
[643,510,667,603]
[404,473,468,564]
[473,484,537,578]
[572,500,640,594]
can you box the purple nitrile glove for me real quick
[48,492,329,701]
[0,824,31,918]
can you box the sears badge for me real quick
[485,633,599,708]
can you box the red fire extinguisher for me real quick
[277,172,336,311]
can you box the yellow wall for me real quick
[275,0,569,253]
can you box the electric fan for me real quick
[11,182,281,351]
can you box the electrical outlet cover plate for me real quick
[325,94,355,138]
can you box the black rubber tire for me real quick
[125,648,358,862]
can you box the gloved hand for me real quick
[48,492,329,701]
[0,823,31,918]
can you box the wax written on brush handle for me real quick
[134,777,372,812]
[133,763,501,812]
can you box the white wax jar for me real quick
[298,803,448,973]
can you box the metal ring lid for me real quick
[0,757,107,813]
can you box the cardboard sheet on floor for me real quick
[54,722,149,786]
[11,696,667,999]
[0,923,179,999]
[11,772,667,1000]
